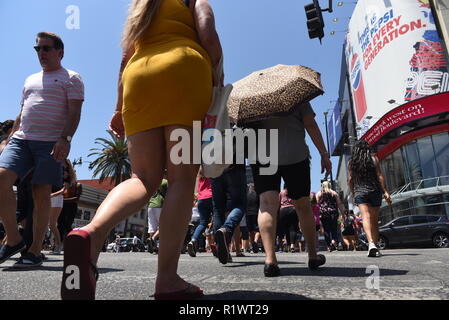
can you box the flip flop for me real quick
[61,229,98,300]
[153,283,204,300]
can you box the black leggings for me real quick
[321,216,339,246]
[278,207,299,246]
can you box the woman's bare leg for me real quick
[258,191,280,265]
[293,197,318,259]
[155,125,200,294]
[368,206,380,244]
[82,127,166,264]
[359,204,377,243]
[49,207,62,248]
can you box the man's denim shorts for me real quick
[0,138,62,185]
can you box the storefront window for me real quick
[417,136,438,188]
[432,132,449,179]
[404,141,423,188]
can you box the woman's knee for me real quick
[132,172,164,195]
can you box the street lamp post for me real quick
[323,111,334,189]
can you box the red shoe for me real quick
[154,283,204,300]
[61,229,98,300]
[210,243,218,257]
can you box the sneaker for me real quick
[187,241,196,257]
[50,246,62,255]
[215,228,230,265]
[368,243,379,257]
[227,253,233,263]
[147,238,156,254]
[251,241,259,253]
[0,241,26,264]
[12,252,43,268]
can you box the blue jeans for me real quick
[210,166,247,234]
[191,198,213,241]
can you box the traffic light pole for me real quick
[321,0,333,13]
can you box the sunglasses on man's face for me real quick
[34,45,54,53]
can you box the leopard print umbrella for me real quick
[227,64,324,126]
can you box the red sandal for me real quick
[153,283,204,300]
[61,229,98,300]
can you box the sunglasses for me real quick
[34,45,54,52]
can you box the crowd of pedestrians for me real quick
[0,0,392,301]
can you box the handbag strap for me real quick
[213,56,224,86]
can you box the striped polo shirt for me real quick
[13,67,84,142]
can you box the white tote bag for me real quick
[201,57,234,178]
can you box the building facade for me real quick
[332,0,449,224]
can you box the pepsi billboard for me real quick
[345,0,449,139]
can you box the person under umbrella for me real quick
[247,101,331,277]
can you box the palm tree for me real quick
[88,130,132,240]
[88,130,131,186]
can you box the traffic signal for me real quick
[305,0,325,42]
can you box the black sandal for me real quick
[308,254,326,270]
[264,263,281,277]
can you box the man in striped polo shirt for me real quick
[0,32,84,268]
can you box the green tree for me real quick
[88,130,131,187]
[88,130,132,240]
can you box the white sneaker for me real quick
[367,242,379,257]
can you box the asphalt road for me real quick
[1,248,449,300]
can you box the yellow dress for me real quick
[122,0,213,137]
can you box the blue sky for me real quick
[0,0,356,193]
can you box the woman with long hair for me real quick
[348,139,391,257]
[61,0,222,300]
[316,181,345,252]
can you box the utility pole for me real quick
[323,111,335,189]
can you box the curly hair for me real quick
[348,139,375,185]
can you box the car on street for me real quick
[107,238,146,252]
[378,215,449,249]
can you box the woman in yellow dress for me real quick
[61,0,223,300]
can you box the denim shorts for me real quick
[354,191,383,207]
[0,138,62,185]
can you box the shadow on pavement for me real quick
[200,290,311,300]
[279,266,408,277]
[380,253,421,256]
[224,260,303,268]
[1,266,124,274]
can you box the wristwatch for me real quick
[62,136,72,143]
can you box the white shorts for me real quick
[51,194,64,208]
[147,207,162,233]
